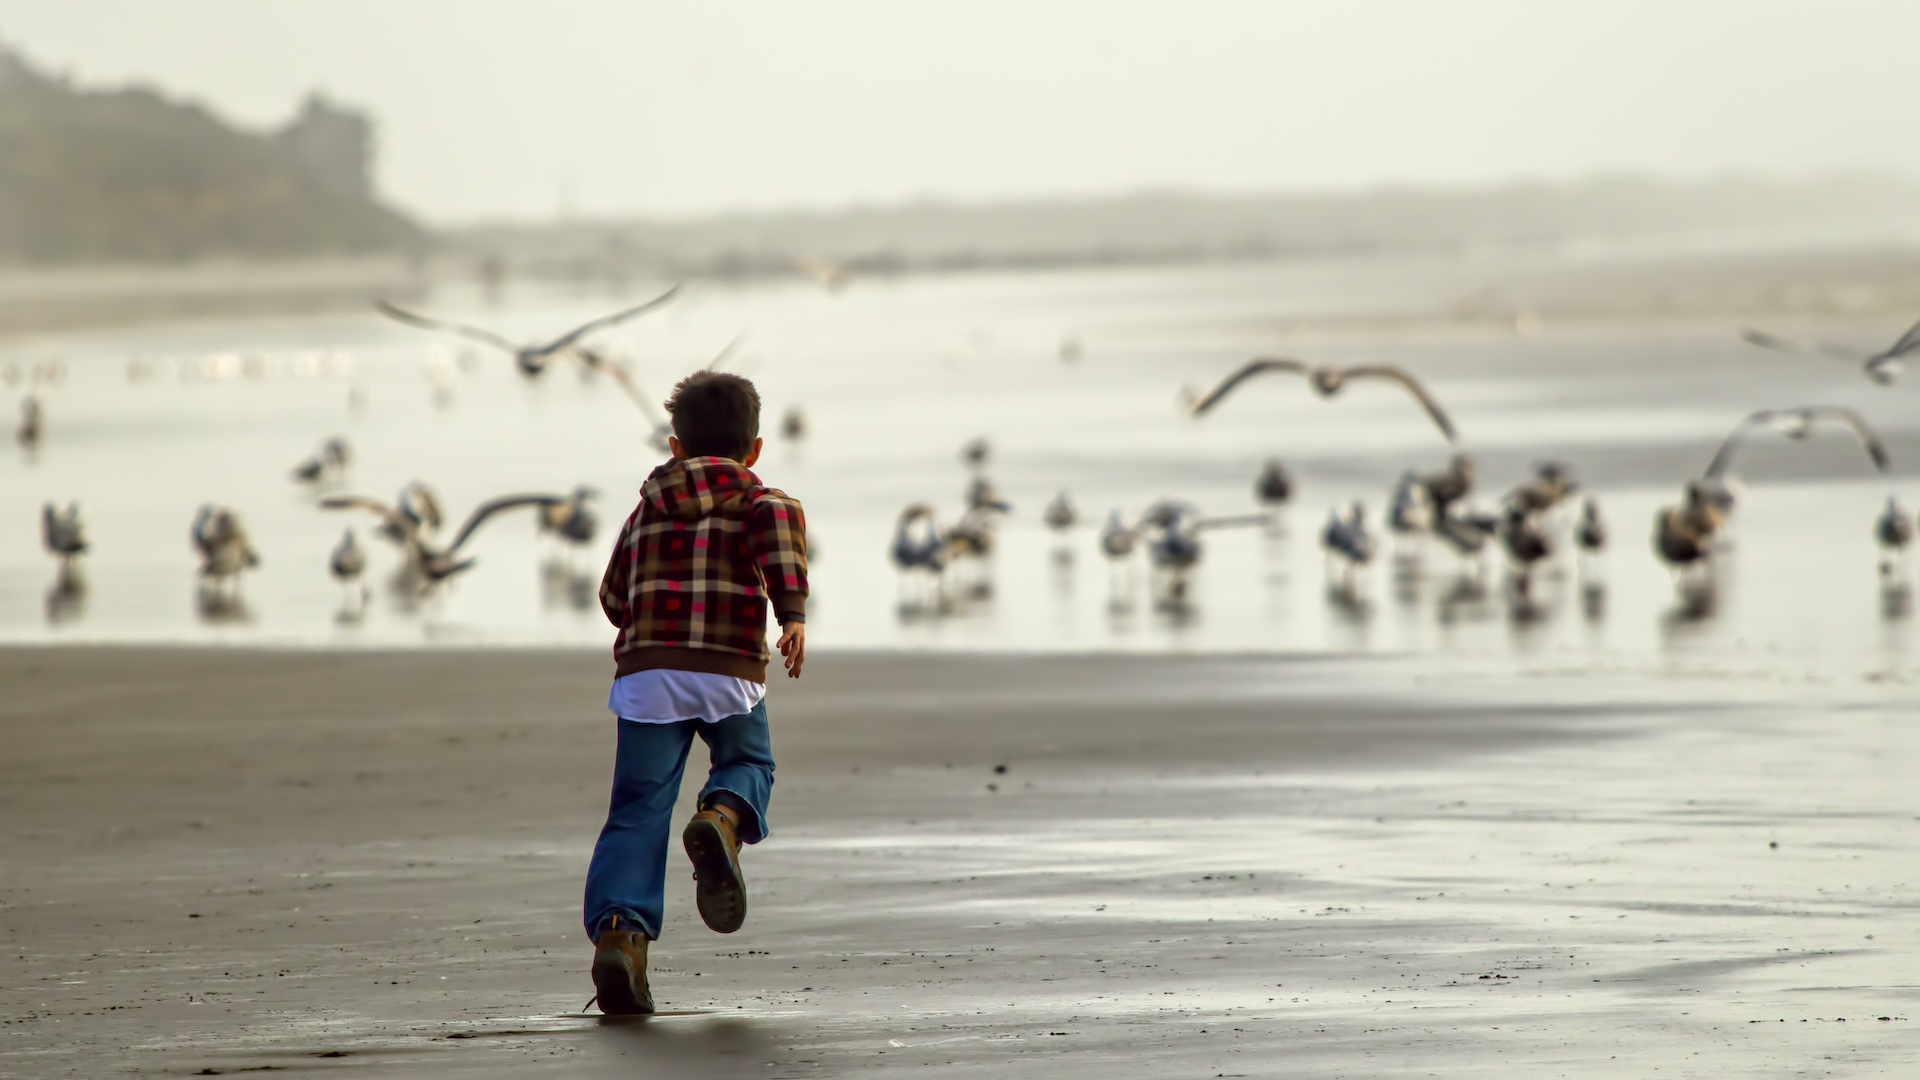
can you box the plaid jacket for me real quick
[600,456,808,682]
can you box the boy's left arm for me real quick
[749,493,809,677]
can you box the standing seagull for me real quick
[1500,506,1552,597]
[538,486,599,548]
[375,286,680,378]
[1419,454,1477,519]
[1044,492,1077,533]
[1254,459,1293,508]
[42,502,87,568]
[1741,316,1920,385]
[17,394,43,447]
[1189,357,1459,443]
[1652,482,1721,578]
[1387,471,1432,537]
[1876,497,1914,577]
[330,528,369,612]
[1321,502,1376,589]
[1575,498,1606,555]
[192,506,261,587]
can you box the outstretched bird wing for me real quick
[527,285,682,358]
[574,347,668,422]
[1877,315,1920,361]
[1189,357,1312,415]
[1703,406,1890,479]
[319,495,415,536]
[1193,512,1276,531]
[1808,405,1892,472]
[1338,365,1460,443]
[375,301,521,355]
[1743,327,1868,364]
[444,495,563,553]
[700,332,748,372]
[1741,328,1812,356]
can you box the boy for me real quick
[585,371,807,1015]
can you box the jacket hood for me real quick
[640,456,761,522]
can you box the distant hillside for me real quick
[450,175,1920,282]
[0,45,423,263]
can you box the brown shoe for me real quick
[683,807,748,933]
[591,925,654,1015]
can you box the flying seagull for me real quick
[1702,406,1890,482]
[376,286,681,377]
[1189,357,1459,443]
[574,333,744,452]
[321,492,573,584]
[1741,316,1920,385]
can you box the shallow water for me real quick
[2,256,1917,670]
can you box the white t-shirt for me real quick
[608,669,766,724]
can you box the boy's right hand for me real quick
[777,622,806,679]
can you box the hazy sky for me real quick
[1,1,1914,223]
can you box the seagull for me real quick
[17,394,43,446]
[1138,502,1273,574]
[330,528,366,585]
[1741,316,1920,385]
[891,503,948,574]
[370,481,445,546]
[1506,461,1577,516]
[322,492,564,585]
[967,476,1013,514]
[1575,497,1607,555]
[42,502,87,567]
[1653,482,1721,574]
[1044,492,1077,532]
[537,486,599,547]
[1099,510,1137,560]
[1703,407,1890,493]
[1500,507,1551,596]
[375,286,681,378]
[946,506,1004,561]
[1189,357,1459,443]
[1254,459,1293,507]
[960,437,991,470]
[292,437,351,484]
[1876,497,1914,574]
[1419,454,1477,518]
[1387,471,1432,535]
[1321,502,1376,583]
[191,505,260,585]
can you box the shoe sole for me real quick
[591,949,654,1015]
[683,816,748,933]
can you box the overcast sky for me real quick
[1,1,1914,224]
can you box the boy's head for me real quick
[664,371,761,462]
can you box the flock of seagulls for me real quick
[12,292,1917,634]
[22,291,708,624]
[885,317,1914,625]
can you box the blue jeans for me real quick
[582,701,775,941]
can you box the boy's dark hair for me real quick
[665,371,761,460]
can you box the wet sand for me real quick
[5,647,1920,1076]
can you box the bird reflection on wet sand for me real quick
[44,566,85,625]
[541,556,599,612]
